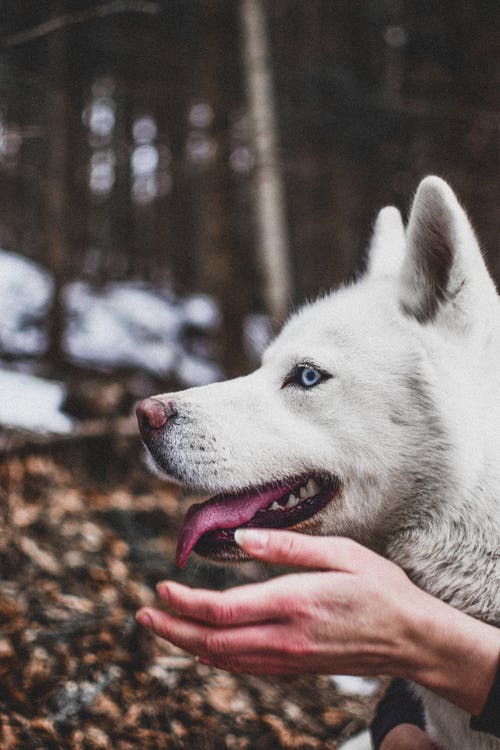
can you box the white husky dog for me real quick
[137,177,500,750]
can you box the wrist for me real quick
[402,592,500,714]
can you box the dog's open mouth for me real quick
[176,474,339,567]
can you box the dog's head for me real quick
[137,177,497,567]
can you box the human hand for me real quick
[136,529,429,677]
[379,724,442,750]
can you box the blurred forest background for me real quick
[0,3,499,749]
[0,0,498,432]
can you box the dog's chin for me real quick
[193,538,252,564]
[143,449,181,484]
[144,450,205,492]
[185,474,341,565]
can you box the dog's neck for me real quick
[386,490,500,626]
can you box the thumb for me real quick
[234,528,365,572]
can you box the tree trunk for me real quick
[240,0,292,327]
[45,2,69,369]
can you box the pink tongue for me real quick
[176,483,291,568]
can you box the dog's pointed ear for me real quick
[366,206,405,278]
[399,176,494,325]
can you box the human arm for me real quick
[136,529,500,719]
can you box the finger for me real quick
[136,607,282,658]
[156,578,292,626]
[202,652,310,676]
[234,529,369,571]
[136,607,215,655]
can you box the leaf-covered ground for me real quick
[0,430,381,749]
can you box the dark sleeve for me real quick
[470,655,500,739]
[370,679,426,750]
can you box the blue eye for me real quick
[299,366,322,387]
[282,363,332,389]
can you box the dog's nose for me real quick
[136,398,176,439]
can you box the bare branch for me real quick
[2,0,161,48]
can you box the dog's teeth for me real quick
[306,478,321,497]
[267,480,321,512]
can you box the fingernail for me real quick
[234,528,268,552]
[136,609,153,628]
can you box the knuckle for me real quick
[336,536,358,555]
[279,531,300,559]
[201,592,235,625]
[207,599,234,626]
[335,536,368,568]
[217,603,235,626]
[202,600,220,623]
[275,590,306,620]
[284,637,310,659]
[203,630,226,655]
[291,598,314,621]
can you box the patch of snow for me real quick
[64,281,222,384]
[338,730,372,750]
[0,250,223,388]
[181,294,221,330]
[330,675,380,697]
[0,250,53,355]
[64,281,180,376]
[0,369,72,432]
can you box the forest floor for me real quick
[0,426,382,749]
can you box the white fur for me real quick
[146,177,500,749]
[366,205,405,279]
